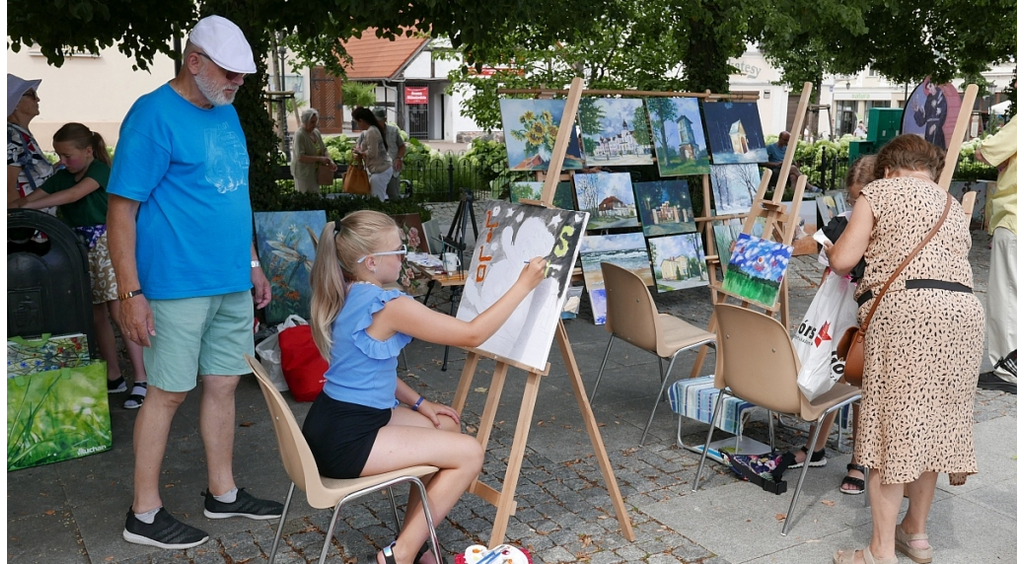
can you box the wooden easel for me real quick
[451,77,635,547]
[687,82,815,376]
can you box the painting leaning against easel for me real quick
[500,99,586,171]
[579,232,653,325]
[578,97,655,166]
[702,102,769,164]
[648,233,709,293]
[644,97,711,176]
[456,200,589,372]
[721,233,793,308]
[254,210,327,324]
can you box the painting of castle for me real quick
[633,180,697,237]
[645,97,711,176]
[578,98,654,167]
[648,233,709,293]
[702,102,769,164]
[573,172,640,230]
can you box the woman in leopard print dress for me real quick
[825,135,984,564]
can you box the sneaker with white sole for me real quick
[123,508,209,549]
[202,488,283,520]
[107,377,127,394]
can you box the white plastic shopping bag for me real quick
[794,272,859,400]
[254,314,307,392]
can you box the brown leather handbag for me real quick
[837,194,953,385]
[342,164,371,195]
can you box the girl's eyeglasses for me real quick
[357,245,407,264]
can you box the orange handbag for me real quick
[342,164,371,195]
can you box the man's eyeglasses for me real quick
[357,245,408,264]
[196,52,245,81]
[22,91,38,101]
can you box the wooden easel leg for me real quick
[452,351,481,416]
[555,322,636,541]
[487,369,542,546]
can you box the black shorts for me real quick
[301,392,392,479]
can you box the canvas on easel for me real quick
[456,200,589,372]
[720,233,794,308]
[500,99,586,170]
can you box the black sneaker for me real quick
[203,488,283,520]
[107,377,127,394]
[122,508,209,549]
[978,371,1017,394]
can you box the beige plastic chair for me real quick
[244,355,441,564]
[590,262,717,445]
[690,305,861,535]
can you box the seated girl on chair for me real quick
[303,210,546,564]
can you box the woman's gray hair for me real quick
[300,107,320,125]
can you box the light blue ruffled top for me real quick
[322,284,413,409]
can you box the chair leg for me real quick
[589,335,615,404]
[408,477,443,564]
[319,499,348,564]
[692,390,727,492]
[268,482,295,564]
[640,355,677,446]
[768,410,776,452]
[387,486,402,529]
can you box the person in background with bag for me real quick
[11,123,149,409]
[826,135,983,564]
[788,156,876,495]
[371,107,408,200]
[7,74,55,210]
[352,107,393,201]
[290,108,336,194]
[304,210,546,564]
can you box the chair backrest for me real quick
[601,262,660,353]
[713,304,802,415]
[244,354,327,502]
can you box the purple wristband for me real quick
[412,396,425,411]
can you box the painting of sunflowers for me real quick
[254,210,326,323]
[499,99,585,171]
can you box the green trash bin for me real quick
[848,140,875,165]
[867,108,903,145]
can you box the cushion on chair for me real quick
[668,376,757,436]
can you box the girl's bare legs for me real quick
[93,302,122,382]
[795,403,862,493]
[367,408,484,564]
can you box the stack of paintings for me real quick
[702,102,769,164]
[578,97,655,166]
[645,97,711,177]
[500,99,585,171]
[579,233,652,325]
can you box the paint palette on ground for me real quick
[702,102,769,164]
[709,164,761,215]
[254,210,326,324]
[500,99,585,171]
[647,233,709,293]
[509,180,577,210]
[456,201,588,372]
[578,97,655,166]
[633,180,696,237]
[573,172,639,230]
[645,97,711,176]
[579,233,652,325]
[721,233,793,308]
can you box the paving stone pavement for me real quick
[8,230,1015,564]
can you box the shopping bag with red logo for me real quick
[793,272,859,400]
[278,324,328,402]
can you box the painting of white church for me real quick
[578,98,655,166]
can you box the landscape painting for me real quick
[709,163,761,215]
[702,102,769,164]
[255,210,326,324]
[721,233,793,308]
[574,172,640,230]
[509,180,577,210]
[645,97,711,176]
[578,97,654,166]
[712,218,765,262]
[579,233,652,325]
[633,180,696,237]
[500,99,585,171]
[648,233,709,293]
[456,201,589,372]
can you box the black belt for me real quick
[857,279,972,307]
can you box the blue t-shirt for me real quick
[766,142,787,164]
[322,284,413,409]
[108,83,253,299]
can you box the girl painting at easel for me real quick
[302,210,546,564]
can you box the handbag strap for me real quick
[858,193,953,330]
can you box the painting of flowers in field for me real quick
[578,97,654,166]
[500,99,585,171]
[255,210,326,324]
[721,233,793,308]
[645,97,710,176]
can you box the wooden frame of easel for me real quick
[451,77,635,547]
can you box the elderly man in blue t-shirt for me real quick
[107,15,282,550]
[765,131,818,192]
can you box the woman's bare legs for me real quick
[899,471,938,551]
[835,468,901,563]
[367,407,484,564]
